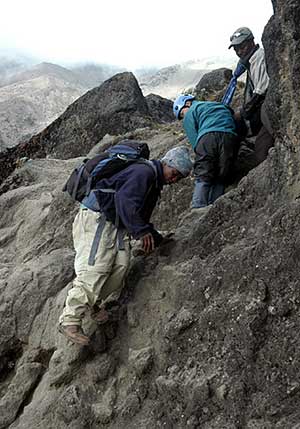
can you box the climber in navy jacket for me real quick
[58,146,193,346]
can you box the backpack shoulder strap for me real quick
[138,159,158,182]
[71,164,86,199]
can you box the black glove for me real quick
[151,230,164,247]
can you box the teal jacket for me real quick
[183,101,237,149]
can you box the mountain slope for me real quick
[0,63,89,150]
[0,53,36,87]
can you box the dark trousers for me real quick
[254,125,274,164]
[255,103,274,164]
[192,132,239,208]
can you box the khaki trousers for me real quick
[59,208,130,326]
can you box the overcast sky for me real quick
[1,0,273,69]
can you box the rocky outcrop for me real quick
[29,71,152,160]
[3,1,300,428]
[145,93,174,123]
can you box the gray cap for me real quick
[228,27,254,49]
[161,146,193,177]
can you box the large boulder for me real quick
[145,93,174,123]
[195,67,233,100]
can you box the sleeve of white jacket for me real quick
[249,48,269,95]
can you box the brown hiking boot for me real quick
[58,324,90,346]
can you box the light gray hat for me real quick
[161,146,193,177]
[228,27,254,49]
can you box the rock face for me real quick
[263,0,300,142]
[2,1,300,428]
[0,123,193,429]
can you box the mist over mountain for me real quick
[70,63,127,88]
[4,62,86,87]
[0,53,37,87]
[0,50,126,89]
[137,56,236,99]
[0,62,87,151]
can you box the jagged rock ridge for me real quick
[0,55,235,151]
[0,72,174,188]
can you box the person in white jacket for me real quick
[229,26,274,164]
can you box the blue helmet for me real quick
[173,94,195,119]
